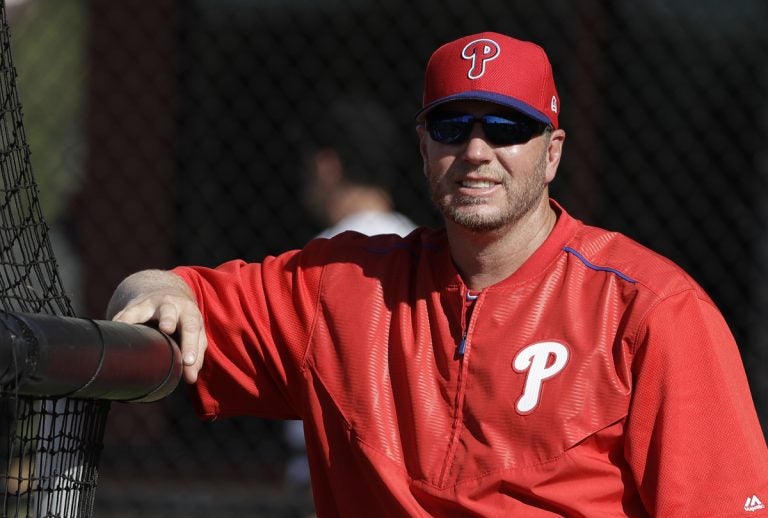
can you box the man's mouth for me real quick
[459,179,497,189]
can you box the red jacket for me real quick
[175,202,768,517]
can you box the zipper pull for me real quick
[457,289,479,358]
[457,335,467,357]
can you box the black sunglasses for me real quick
[425,112,548,146]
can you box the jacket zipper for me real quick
[440,287,481,487]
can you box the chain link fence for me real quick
[7,0,767,516]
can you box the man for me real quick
[107,32,768,516]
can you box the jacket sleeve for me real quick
[626,288,768,517]
[172,245,325,421]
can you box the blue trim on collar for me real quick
[563,247,637,284]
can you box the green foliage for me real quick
[11,0,87,222]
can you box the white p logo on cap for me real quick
[461,38,501,80]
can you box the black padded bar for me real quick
[0,311,182,402]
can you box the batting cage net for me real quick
[0,0,110,514]
[3,0,768,517]
[0,1,184,515]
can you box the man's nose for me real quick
[461,123,494,163]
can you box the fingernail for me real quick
[183,353,196,365]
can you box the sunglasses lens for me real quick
[426,115,472,144]
[425,113,546,146]
[482,115,540,146]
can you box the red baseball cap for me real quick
[416,32,560,128]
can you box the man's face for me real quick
[417,101,564,233]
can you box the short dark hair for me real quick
[310,97,403,190]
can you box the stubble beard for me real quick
[428,150,549,233]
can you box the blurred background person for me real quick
[301,98,417,240]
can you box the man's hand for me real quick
[106,269,207,384]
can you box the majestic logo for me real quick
[745,494,765,512]
[513,341,569,414]
[461,38,500,80]
[551,95,558,114]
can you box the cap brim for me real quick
[415,91,552,127]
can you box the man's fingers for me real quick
[112,300,159,325]
[112,296,184,333]
[179,309,207,384]
[182,333,208,383]
[109,287,206,385]
[182,332,207,384]
[156,302,180,335]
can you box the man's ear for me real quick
[544,128,566,184]
[416,124,428,165]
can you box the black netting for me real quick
[4,0,766,516]
[1,398,108,518]
[0,0,110,516]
